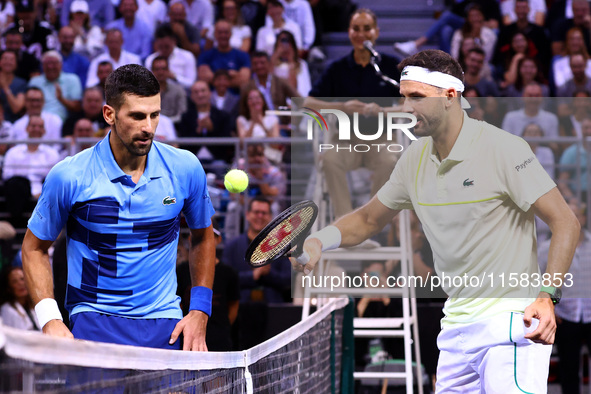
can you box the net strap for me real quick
[0,297,349,371]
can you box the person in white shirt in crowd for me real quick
[169,0,214,39]
[0,104,13,166]
[557,53,591,98]
[137,0,167,34]
[85,28,141,88]
[211,69,239,118]
[12,87,63,148]
[28,50,82,121]
[1,267,40,331]
[256,0,302,56]
[165,1,201,58]
[237,87,279,141]
[60,117,96,159]
[279,0,315,52]
[92,61,113,93]
[150,55,187,124]
[271,30,311,96]
[0,0,14,33]
[450,4,497,63]
[552,27,591,91]
[145,25,197,89]
[205,0,251,52]
[68,0,104,60]
[154,113,178,143]
[501,0,546,26]
[2,115,60,199]
[502,82,559,142]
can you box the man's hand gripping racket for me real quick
[245,200,320,273]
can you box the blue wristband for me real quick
[189,286,213,316]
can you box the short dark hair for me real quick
[25,86,44,96]
[251,51,269,60]
[4,28,21,38]
[105,64,160,110]
[155,24,177,41]
[467,47,486,58]
[247,196,271,212]
[213,69,230,80]
[152,55,169,68]
[98,60,113,69]
[266,0,283,8]
[349,8,378,26]
[398,49,464,83]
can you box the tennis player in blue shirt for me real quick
[21,64,216,351]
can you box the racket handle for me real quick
[294,250,310,266]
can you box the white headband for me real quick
[400,66,470,108]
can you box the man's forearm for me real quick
[188,230,216,289]
[22,243,55,304]
[544,220,579,287]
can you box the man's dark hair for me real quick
[4,28,21,38]
[398,49,464,83]
[155,24,177,41]
[25,86,44,96]
[247,196,271,212]
[467,47,486,58]
[266,0,284,8]
[105,64,160,110]
[213,69,230,80]
[98,60,113,69]
[251,51,270,60]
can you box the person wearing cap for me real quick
[296,49,580,392]
[28,50,82,121]
[68,0,105,60]
[60,0,115,30]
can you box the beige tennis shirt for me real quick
[377,111,556,327]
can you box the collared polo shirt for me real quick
[378,111,556,326]
[28,133,215,319]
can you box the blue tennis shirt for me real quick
[28,133,215,319]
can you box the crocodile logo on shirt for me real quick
[463,178,474,187]
[162,196,177,205]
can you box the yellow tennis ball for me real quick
[224,169,249,193]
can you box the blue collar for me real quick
[96,131,165,185]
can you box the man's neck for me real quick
[110,49,122,62]
[464,71,480,84]
[432,106,464,161]
[124,16,135,28]
[217,45,231,53]
[272,17,285,29]
[256,73,269,84]
[516,19,528,30]
[574,76,588,86]
[247,229,258,241]
[27,144,39,153]
[524,106,539,117]
[109,131,147,180]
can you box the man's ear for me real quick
[103,104,115,125]
[445,88,459,108]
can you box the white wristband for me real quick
[307,225,342,251]
[34,298,63,329]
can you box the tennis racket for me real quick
[245,200,318,267]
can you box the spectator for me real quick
[2,115,60,200]
[244,51,297,111]
[557,54,591,97]
[10,2,57,60]
[0,0,13,34]
[0,105,13,162]
[239,143,287,213]
[255,0,302,56]
[145,25,197,89]
[551,0,591,56]
[154,114,178,142]
[494,0,549,70]
[497,32,538,88]
[107,0,153,61]
[503,56,549,97]
[12,87,63,145]
[279,0,315,52]
[457,36,493,80]
[502,82,559,139]
[206,0,252,53]
[211,69,239,118]
[85,29,141,89]
[137,0,167,33]
[237,87,279,141]
[34,0,57,26]
[60,0,115,30]
[222,196,291,304]
[198,20,251,91]
[271,30,311,96]
[93,61,113,93]
[553,27,591,89]
[558,117,591,202]
[305,8,400,219]
[150,56,187,124]
[0,50,26,122]
[62,87,109,137]
[559,90,591,140]
[0,267,39,330]
[450,4,497,63]
[68,0,105,60]
[501,0,546,26]
[29,50,82,121]
[60,117,98,159]
[394,0,501,56]
[178,80,234,165]
[165,2,201,58]
[538,197,591,394]
[2,29,41,81]
[58,26,90,89]
[463,47,499,97]
[522,123,555,178]
[170,0,215,39]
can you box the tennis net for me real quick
[0,297,348,393]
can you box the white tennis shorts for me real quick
[436,312,552,393]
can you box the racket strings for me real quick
[250,206,316,265]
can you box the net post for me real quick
[330,309,336,394]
